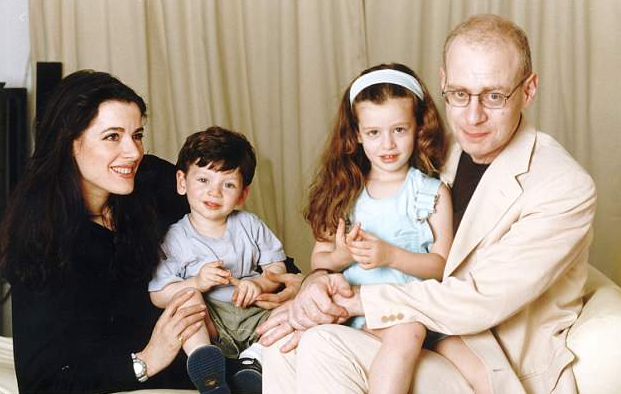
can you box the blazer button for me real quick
[381,316,389,323]
[396,313,404,320]
[389,314,396,322]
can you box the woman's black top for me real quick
[10,155,192,394]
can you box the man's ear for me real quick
[237,186,250,206]
[176,170,187,195]
[522,73,538,110]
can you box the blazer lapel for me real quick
[443,119,537,277]
[441,137,462,187]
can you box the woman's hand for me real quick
[347,229,396,269]
[253,271,303,310]
[136,289,206,377]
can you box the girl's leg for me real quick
[368,322,426,394]
[262,324,473,394]
[434,336,491,394]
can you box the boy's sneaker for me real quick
[187,345,231,394]
[227,357,262,394]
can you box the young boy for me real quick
[149,126,287,394]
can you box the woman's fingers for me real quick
[174,305,206,327]
[255,292,283,303]
[164,289,197,317]
[178,320,203,344]
[253,299,280,310]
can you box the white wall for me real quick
[0,0,30,88]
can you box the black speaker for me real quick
[36,62,62,126]
[0,84,28,212]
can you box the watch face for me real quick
[133,360,145,375]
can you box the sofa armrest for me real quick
[568,265,621,394]
[0,336,18,394]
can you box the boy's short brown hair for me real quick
[176,126,257,188]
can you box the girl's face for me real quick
[356,97,416,179]
[73,100,144,211]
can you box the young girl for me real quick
[304,63,489,394]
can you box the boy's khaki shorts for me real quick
[206,298,270,358]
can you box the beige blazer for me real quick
[360,119,596,394]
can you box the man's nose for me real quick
[465,96,488,125]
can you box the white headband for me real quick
[349,69,424,106]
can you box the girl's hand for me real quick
[230,278,262,308]
[196,261,231,292]
[347,229,395,269]
[136,289,206,377]
[332,219,361,261]
[254,271,303,309]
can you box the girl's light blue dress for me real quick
[343,167,441,328]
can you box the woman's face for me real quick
[73,100,144,211]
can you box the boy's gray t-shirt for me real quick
[149,210,286,302]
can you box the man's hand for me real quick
[256,302,302,352]
[288,271,353,330]
[254,270,303,309]
[230,278,262,308]
[347,229,395,269]
[196,261,231,292]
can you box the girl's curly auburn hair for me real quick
[304,63,447,241]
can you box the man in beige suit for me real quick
[259,14,596,394]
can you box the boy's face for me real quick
[177,162,249,225]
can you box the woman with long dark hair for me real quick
[0,69,202,393]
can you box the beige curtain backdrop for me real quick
[28,0,621,285]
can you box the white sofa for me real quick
[0,265,620,394]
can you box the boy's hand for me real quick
[196,261,231,292]
[347,229,395,269]
[230,278,262,308]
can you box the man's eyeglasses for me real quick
[442,75,530,109]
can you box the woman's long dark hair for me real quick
[0,70,160,289]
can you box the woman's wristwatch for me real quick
[131,352,148,382]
